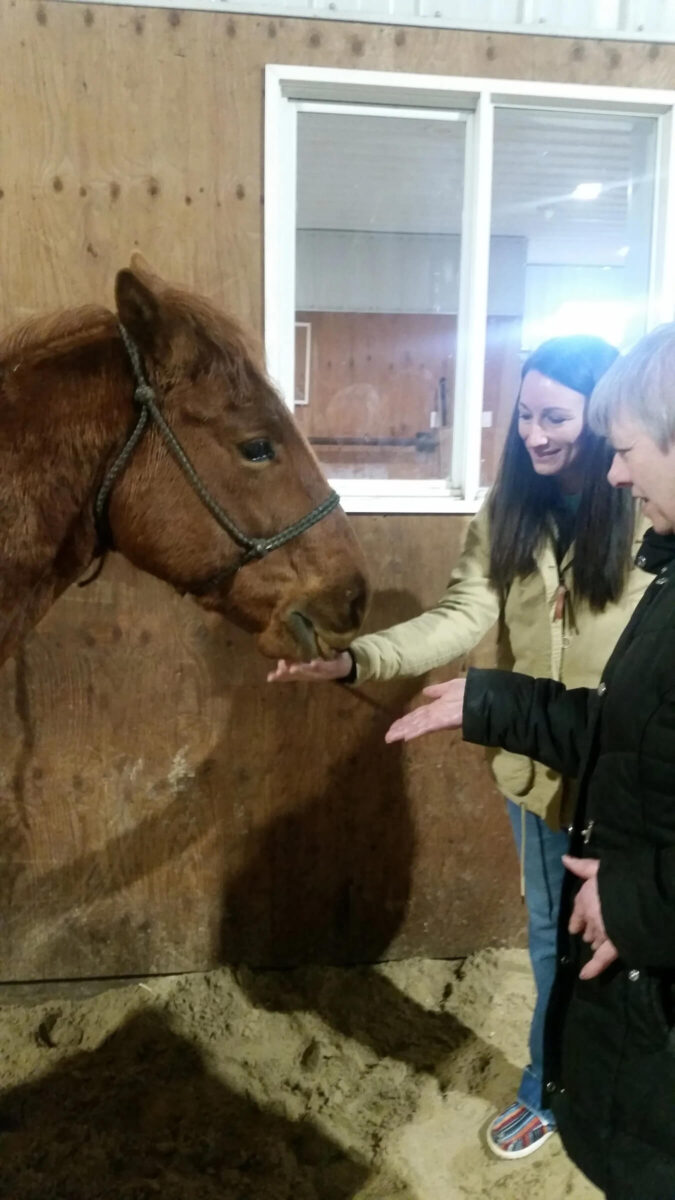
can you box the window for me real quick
[294,108,465,486]
[481,106,657,487]
[265,68,675,512]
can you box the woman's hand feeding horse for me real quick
[0,257,368,665]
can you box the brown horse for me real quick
[0,257,368,665]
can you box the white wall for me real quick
[296,229,642,350]
[61,0,675,42]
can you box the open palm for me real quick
[385,678,466,743]
[267,652,352,683]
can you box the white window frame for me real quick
[265,65,675,513]
[294,321,312,405]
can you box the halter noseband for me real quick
[90,323,340,592]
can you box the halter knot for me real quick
[133,382,156,407]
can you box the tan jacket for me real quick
[351,501,651,827]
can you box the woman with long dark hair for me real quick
[489,337,636,613]
[269,335,650,1160]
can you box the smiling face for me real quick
[608,411,675,534]
[517,370,587,485]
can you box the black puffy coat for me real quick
[463,530,675,1200]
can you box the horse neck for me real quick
[0,320,131,661]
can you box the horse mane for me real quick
[0,305,115,365]
[0,289,266,379]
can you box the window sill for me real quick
[330,479,486,514]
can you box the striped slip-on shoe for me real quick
[486,1101,556,1160]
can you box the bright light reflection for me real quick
[571,182,603,200]
[524,300,638,350]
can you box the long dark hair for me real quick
[488,335,635,611]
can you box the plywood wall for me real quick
[294,311,456,479]
[1,0,670,979]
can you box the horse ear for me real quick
[129,250,155,274]
[129,251,164,289]
[115,268,162,353]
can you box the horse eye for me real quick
[240,438,275,463]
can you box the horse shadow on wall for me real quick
[0,577,515,1104]
[0,584,421,977]
[215,587,509,1093]
[0,585,421,972]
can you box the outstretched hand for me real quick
[384,678,466,744]
[267,651,352,683]
[563,854,619,980]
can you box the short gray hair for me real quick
[589,322,675,450]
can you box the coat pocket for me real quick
[657,976,675,1033]
[489,748,534,798]
[640,974,675,1048]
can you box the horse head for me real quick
[106,258,369,659]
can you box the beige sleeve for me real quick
[350,502,501,683]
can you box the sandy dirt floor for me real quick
[0,947,602,1199]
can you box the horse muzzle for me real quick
[284,571,370,660]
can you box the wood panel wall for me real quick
[1,0,671,979]
[295,311,456,479]
[481,316,524,485]
[294,312,521,482]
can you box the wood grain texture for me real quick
[1,0,664,977]
[481,316,523,485]
[0,520,515,979]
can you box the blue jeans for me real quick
[506,799,569,1126]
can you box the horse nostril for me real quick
[349,592,365,629]
[346,576,368,630]
[300,575,368,644]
